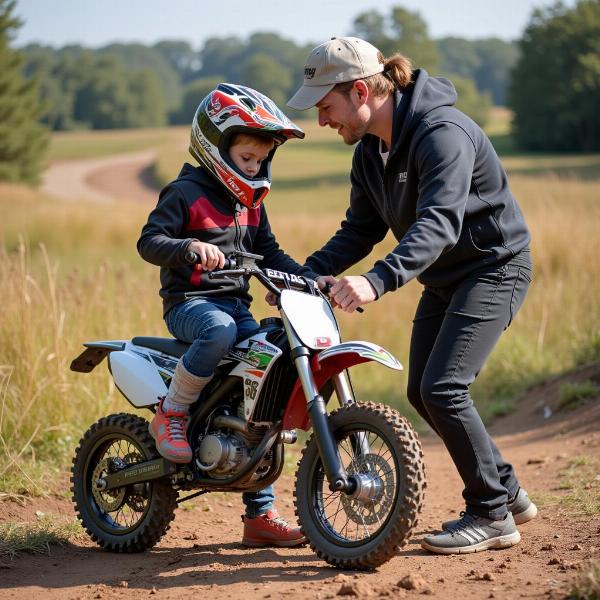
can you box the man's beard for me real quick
[342,125,367,146]
[340,118,369,145]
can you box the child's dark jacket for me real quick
[138,163,316,315]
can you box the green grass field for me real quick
[1,110,599,495]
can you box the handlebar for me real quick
[185,250,364,312]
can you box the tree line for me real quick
[2,0,600,185]
[19,10,517,132]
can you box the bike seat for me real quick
[131,336,190,358]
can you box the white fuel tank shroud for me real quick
[109,344,169,407]
[280,289,341,350]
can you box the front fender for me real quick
[282,341,402,431]
[317,341,402,372]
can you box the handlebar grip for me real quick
[185,251,235,270]
[184,250,198,264]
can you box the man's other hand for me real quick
[329,276,377,313]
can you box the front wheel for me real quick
[295,402,426,570]
[71,413,178,552]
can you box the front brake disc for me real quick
[340,453,395,525]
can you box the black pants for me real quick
[407,251,532,520]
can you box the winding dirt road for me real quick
[42,150,159,204]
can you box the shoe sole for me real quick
[242,537,307,548]
[421,530,521,555]
[442,503,538,530]
[513,502,538,525]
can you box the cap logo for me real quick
[304,67,316,79]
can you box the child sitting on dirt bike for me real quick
[137,84,317,548]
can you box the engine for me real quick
[196,431,250,477]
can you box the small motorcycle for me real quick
[70,251,425,569]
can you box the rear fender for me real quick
[282,341,402,431]
[70,341,126,373]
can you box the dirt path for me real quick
[1,365,599,600]
[42,150,159,204]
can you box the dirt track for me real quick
[42,150,158,204]
[4,155,599,599]
[2,366,599,600]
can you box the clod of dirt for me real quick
[118,580,128,588]
[541,543,557,551]
[548,557,561,565]
[570,543,583,550]
[398,573,431,592]
[337,581,373,597]
[332,575,351,584]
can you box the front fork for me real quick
[283,317,366,493]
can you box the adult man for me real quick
[288,36,537,554]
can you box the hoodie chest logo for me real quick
[398,171,408,184]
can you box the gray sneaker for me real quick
[441,488,537,530]
[422,512,520,555]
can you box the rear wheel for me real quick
[295,402,426,570]
[71,413,177,552]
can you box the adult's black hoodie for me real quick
[138,163,316,315]
[305,69,531,295]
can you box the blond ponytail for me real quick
[383,54,413,89]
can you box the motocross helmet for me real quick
[189,83,305,209]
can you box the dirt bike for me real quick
[70,251,426,570]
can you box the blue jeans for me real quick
[165,296,274,517]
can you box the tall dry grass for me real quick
[1,122,599,494]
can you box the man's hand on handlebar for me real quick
[318,275,375,313]
[187,241,225,271]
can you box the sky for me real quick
[14,0,574,49]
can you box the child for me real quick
[137,84,316,547]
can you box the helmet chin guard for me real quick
[189,84,304,209]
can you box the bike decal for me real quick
[132,350,151,362]
[244,377,259,400]
[228,334,283,421]
[244,369,264,378]
[247,339,277,369]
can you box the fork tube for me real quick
[332,372,354,405]
[281,314,353,493]
[332,373,371,456]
